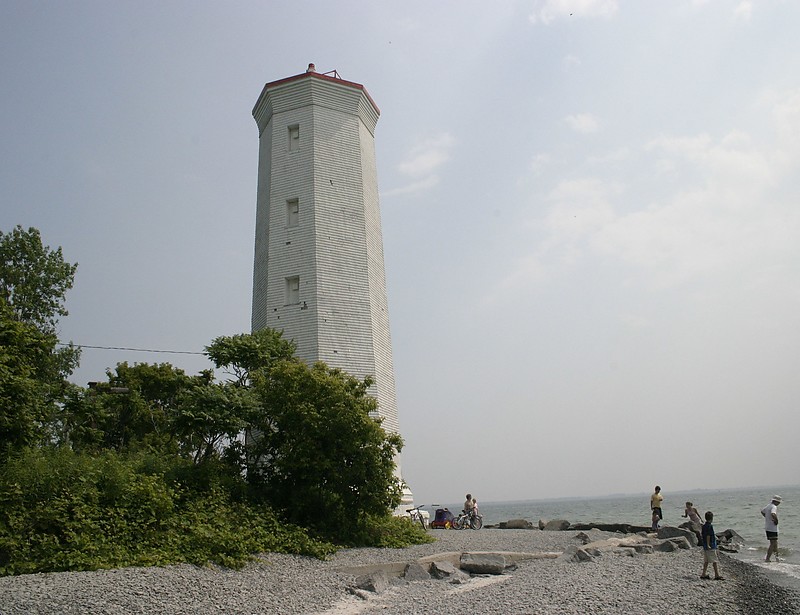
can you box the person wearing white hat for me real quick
[761,495,782,563]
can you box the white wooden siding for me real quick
[251,72,400,444]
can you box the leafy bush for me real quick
[0,448,335,576]
[170,490,336,568]
[344,514,435,548]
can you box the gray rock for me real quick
[657,526,697,546]
[718,528,744,542]
[651,537,690,552]
[430,560,461,580]
[460,553,507,575]
[353,571,389,594]
[403,562,431,582]
[575,532,591,544]
[717,528,745,553]
[501,519,534,529]
[558,545,595,563]
[669,537,691,550]
[543,519,570,531]
[346,587,372,600]
[448,574,470,585]
[653,540,678,552]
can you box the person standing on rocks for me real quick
[761,495,782,563]
[683,501,701,524]
[683,501,703,543]
[650,486,663,530]
[651,508,661,531]
[700,511,723,580]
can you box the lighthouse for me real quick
[251,64,411,505]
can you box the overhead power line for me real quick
[58,343,206,356]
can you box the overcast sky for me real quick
[2,0,798,505]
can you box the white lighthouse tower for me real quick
[251,64,411,505]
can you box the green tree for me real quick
[0,301,65,456]
[204,329,297,475]
[174,382,258,465]
[207,329,404,540]
[250,361,403,538]
[206,329,296,387]
[0,226,77,334]
[59,362,207,454]
[0,227,80,458]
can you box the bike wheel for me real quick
[453,516,465,530]
[470,515,483,530]
[418,514,427,531]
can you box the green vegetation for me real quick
[0,448,336,575]
[0,226,431,576]
[0,226,80,459]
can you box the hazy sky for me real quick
[2,1,798,505]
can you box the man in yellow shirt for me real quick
[650,485,663,530]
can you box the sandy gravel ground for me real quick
[1,529,798,614]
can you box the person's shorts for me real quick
[703,549,719,564]
[766,530,778,540]
[652,507,662,519]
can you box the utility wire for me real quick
[57,343,206,356]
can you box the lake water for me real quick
[437,485,800,589]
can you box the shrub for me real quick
[345,514,435,549]
[0,447,335,575]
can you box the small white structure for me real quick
[251,65,412,507]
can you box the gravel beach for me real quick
[1,529,798,614]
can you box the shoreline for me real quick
[729,552,800,595]
[722,556,800,615]
[1,529,798,614]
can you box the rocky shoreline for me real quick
[0,528,798,614]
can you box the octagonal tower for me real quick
[251,64,410,505]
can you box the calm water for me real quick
[440,485,800,587]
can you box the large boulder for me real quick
[543,519,570,531]
[717,528,745,553]
[353,570,390,594]
[657,526,697,546]
[500,519,534,529]
[679,521,703,541]
[403,562,431,582]
[574,528,622,546]
[575,532,591,544]
[653,537,691,552]
[430,560,462,580]
[460,553,508,575]
[557,545,595,563]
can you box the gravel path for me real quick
[1,529,798,614]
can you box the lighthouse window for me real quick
[285,276,300,304]
[286,198,299,227]
[288,125,299,152]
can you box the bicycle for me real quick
[406,504,436,530]
[453,510,483,530]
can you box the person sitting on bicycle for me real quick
[464,494,474,516]
[472,498,479,518]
